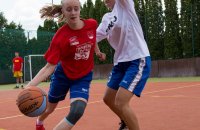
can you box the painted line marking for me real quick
[0,100,103,120]
[150,95,200,99]
[0,115,23,120]
[143,83,200,95]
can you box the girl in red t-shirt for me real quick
[26,0,105,130]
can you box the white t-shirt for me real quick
[97,0,150,65]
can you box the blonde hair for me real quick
[40,4,65,23]
[40,0,81,23]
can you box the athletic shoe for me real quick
[119,120,128,130]
[36,124,45,130]
[14,86,19,89]
[21,85,24,89]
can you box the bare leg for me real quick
[15,78,20,88]
[19,77,23,88]
[20,77,23,84]
[103,87,122,119]
[38,102,58,122]
[53,119,73,130]
[16,78,20,85]
[115,87,140,130]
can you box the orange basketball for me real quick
[16,86,47,117]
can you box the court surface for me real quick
[0,79,200,130]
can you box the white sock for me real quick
[36,119,43,125]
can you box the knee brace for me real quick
[65,100,87,126]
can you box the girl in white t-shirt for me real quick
[97,0,151,130]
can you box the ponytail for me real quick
[40,4,65,23]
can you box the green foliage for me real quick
[94,0,103,23]
[164,0,182,59]
[81,0,94,19]
[37,19,58,33]
[33,20,57,54]
[0,12,7,29]
[135,0,146,38]
[180,0,193,57]
[192,0,200,56]
[145,0,165,60]
[80,4,88,19]
[99,2,109,17]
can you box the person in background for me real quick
[25,0,105,130]
[96,0,151,130]
[12,52,24,89]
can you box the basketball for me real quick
[16,86,47,117]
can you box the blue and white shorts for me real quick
[107,56,151,97]
[48,63,93,103]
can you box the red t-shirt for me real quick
[12,57,23,71]
[44,19,97,79]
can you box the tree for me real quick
[80,3,88,19]
[88,2,95,18]
[99,1,109,17]
[134,0,146,39]
[192,0,200,56]
[0,12,7,29]
[81,0,94,19]
[180,0,193,57]
[93,0,103,23]
[163,0,182,59]
[38,19,58,32]
[33,20,57,54]
[145,0,164,60]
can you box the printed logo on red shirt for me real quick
[69,36,79,46]
[74,43,92,60]
[15,60,19,62]
[87,31,94,39]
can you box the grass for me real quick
[0,82,50,90]
[0,77,200,91]
[148,76,200,82]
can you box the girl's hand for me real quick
[96,52,106,61]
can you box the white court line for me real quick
[0,83,200,120]
[0,115,24,120]
[0,100,103,120]
[143,83,200,95]
[151,95,200,98]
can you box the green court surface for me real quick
[0,77,200,90]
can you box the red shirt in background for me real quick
[12,57,23,71]
[44,19,97,80]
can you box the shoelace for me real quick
[119,121,128,130]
